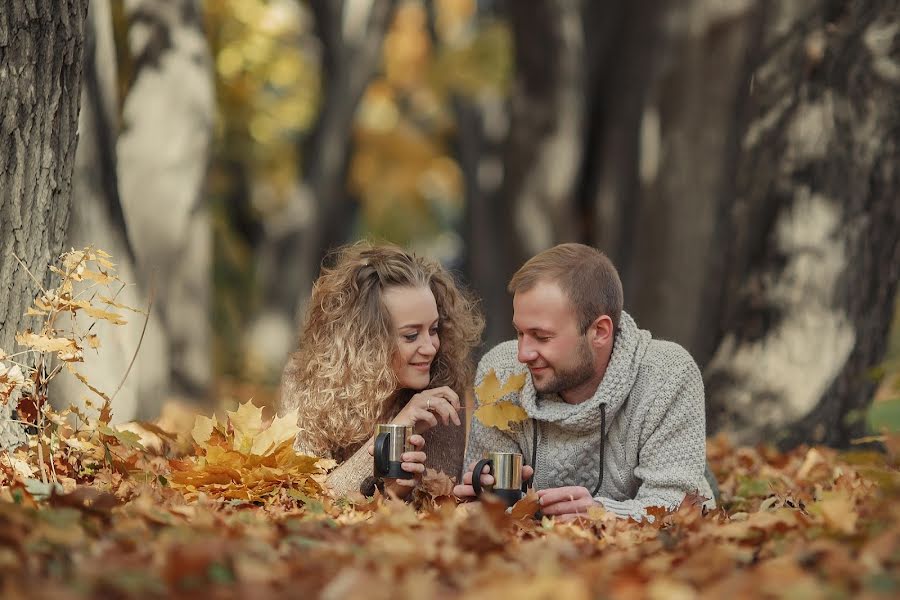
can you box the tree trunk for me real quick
[612,0,762,367]
[116,0,215,404]
[457,92,513,352]
[503,0,585,259]
[51,0,170,424]
[246,0,397,380]
[0,0,87,354]
[705,0,900,447]
[460,0,585,351]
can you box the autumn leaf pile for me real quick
[1,249,898,598]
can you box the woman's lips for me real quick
[410,362,432,371]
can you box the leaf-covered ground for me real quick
[0,403,897,600]
[2,248,898,598]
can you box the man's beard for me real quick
[533,337,595,395]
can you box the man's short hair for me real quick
[508,243,624,332]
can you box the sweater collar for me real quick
[518,311,651,434]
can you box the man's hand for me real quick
[453,462,534,500]
[536,486,598,519]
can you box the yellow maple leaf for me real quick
[227,401,266,453]
[474,400,528,431]
[474,369,527,405]
[250,410,301,455]
[191,414,217,447]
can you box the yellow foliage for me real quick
[474,401,529,432]
[474,370,526,405]
[473,370,528,431]
[172,400,331,503]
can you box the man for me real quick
[453,243,714,521]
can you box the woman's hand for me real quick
[391,386,462,434]
[367,434,427,499]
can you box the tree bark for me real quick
[613,0,763,367]
[0,0,87,354]
[705,0,900,447]
[246,0,397,379]
[116,0,215,403]
[503,0,585,259]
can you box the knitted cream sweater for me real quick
[464,311,714,520]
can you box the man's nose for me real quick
[517,339,537,364]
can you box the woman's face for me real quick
[383,285,440,390]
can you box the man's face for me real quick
[512,281,596,395]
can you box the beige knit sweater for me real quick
[465,311,714,520]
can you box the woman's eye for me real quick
[429,326,439,335]
[403,333,418,342]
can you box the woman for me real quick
[279,242,484,498]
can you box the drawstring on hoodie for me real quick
[528,403,607,497]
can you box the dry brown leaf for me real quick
[510,488,541,520]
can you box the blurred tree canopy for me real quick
[203,0,512,380]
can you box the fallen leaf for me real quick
[191,415,216,447]
[250,410,300,455]
[510,489,541,519]
[418,468,455,497]
[227,401,266,453]
[816,490,858,535]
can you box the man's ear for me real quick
[588,315,615,348]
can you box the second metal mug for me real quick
[472,451,523,506]
[373,424,414,480]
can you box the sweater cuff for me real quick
[594,496,652,522]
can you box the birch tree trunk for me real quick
[52,0,170,424]
[0,0,87,354]
[117,0,215,404]
[246,0,397,379]
[705,0,900,447]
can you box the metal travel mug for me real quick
[373,424,414,480]
[472,452,523,507]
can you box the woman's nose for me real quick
[419,336,437,356]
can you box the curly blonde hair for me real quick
[279,242,484,459]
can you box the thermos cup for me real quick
[373,424,414,480]
[472,451,524,506]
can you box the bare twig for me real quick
[110,273,156,405]
[11,253,49,297]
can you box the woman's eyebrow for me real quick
[398,317,439,329]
